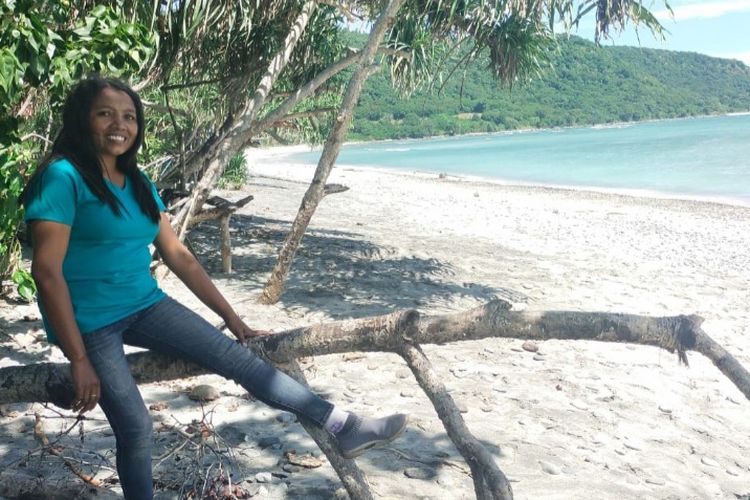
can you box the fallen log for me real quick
[2,299,747,406]
[2,300,748,500]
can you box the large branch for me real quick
[247,46,409,141]
[258,0,406,304]
[172,1,318,241]
[3,301,748,406]
[248,49,367,140]
[401,342,513,499]
[281,360,373,500]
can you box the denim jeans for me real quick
[82,296,333,499]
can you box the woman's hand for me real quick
[225,316,273,343]
[155,213,273,342]
[30,220,100,414]
[70,358,101,414]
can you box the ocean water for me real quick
[287,114,750,206]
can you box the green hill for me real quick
[350,36,750,141]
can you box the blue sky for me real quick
[349,1,750,66]
[580,0,750,66]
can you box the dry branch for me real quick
[187,195,254,227]
[323,183,349,196]
[399,341,513,499]
[0,470,118,499]
[281,360,374,500]
[3,300,749,500]
[2,300,748,406]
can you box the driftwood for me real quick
[281,360,374,500]
[323,183,350,196]
[185,194,254,273]
[2,300,749,500]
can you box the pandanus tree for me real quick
[2,0,667,294]
[13,4,743,500]
[256,0,670,303]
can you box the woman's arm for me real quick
[153,213,268,342]
[30,220,100,413]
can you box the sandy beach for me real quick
[1,145,749,499]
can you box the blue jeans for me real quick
[81,296,333,499]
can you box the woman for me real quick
[20,75,407,499]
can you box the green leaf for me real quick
[18,282,36,301]
[73,26,91,38]
[9,175,21,194]
[114,38,129,52]
[90,5,107,17]
[26,33,39,51]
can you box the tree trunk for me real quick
[259,0,406,304]
[171,1,318,242]
[219,213,231,273]
[3,302,747,405]
[3,302,749,500]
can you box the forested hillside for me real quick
[351,36,750,140]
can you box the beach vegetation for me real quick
[350,35,750,141]
[0,1,153,294]
[6,0,743,498]
[218,153,249,190]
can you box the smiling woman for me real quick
[88,87,138,187]
[17,75,408,500]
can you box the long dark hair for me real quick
[20,75,160,223]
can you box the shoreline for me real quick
[2,148,749,498]
[251,144,750,209]
[321,109,750,145]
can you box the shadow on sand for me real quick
[189,214,526,319]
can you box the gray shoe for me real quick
[335,413,408,459]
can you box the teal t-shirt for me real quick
[23,158,167,342]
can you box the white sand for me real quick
[1,145,749,498]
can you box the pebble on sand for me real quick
[188,384,220,402]
[521,341,539,353]
[539,460,562,475]
[700,456,720,468]
[254,471,274,483]
[404,467,434,479]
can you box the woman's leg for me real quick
[124,297,333,426]
[82,316,153,500]
[125,297,408,458]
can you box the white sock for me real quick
[324,406,350,435]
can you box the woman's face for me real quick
[88,87,138,169]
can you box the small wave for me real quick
[591,123,633,130]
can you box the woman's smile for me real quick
[89,87,138,170]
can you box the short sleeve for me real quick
[23,160,77,226]
[144,174,166,212]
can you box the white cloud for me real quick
[712,50,750,66]
[655,0,750,21]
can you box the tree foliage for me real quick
[350,35,750,140]
[0,1,154,293]
[1,0,672,293]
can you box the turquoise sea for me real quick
[288,114,750,206]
